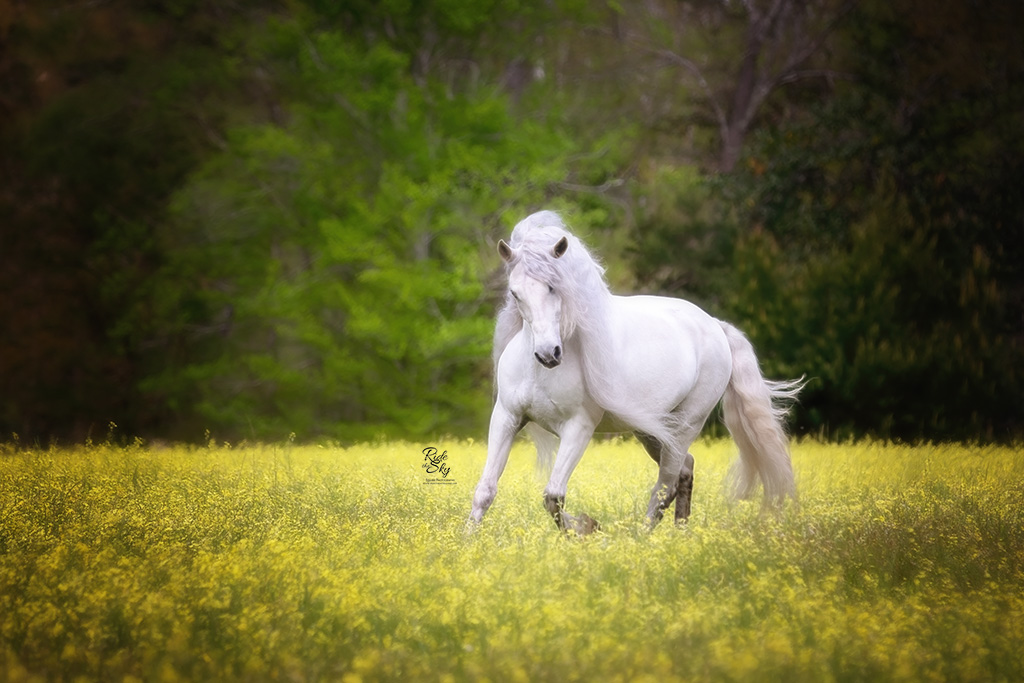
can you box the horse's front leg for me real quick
[469,403,522,528]
[543,417,599,535]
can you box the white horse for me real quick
[469,211,804,533]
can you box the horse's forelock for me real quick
[509,229,576,285]
[504,216,608,338]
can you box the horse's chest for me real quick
[498,342,596,429]
[527,362,586,411]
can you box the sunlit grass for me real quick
[1,438,1022,681]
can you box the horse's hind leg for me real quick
[638,432,677,511]
[637,432,662,466]
[675,451,695,524]
[637,432,694,525]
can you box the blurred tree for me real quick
[3,0,1017,444]
[0,0,598,442]
[604,0,854,171]
[627,162,738,309]
[716,0,1024,440]
[0,0,263,440]
[135,18,582,440]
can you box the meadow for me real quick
[1,436,1022,682]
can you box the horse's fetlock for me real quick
[543,493,564,517]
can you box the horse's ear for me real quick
[552,236,569,259]
[497,239,515,263]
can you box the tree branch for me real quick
[648,47,730,140]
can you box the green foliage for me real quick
[2,0,1020,444]
[141,20,579,441]
[0,6,243,441]
[629,163,739,308]
[631,0,1024,442]
[726,180,1021,440]
[723,23,1024,440]
[2,440,1023,680]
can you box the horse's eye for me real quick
[547,285,555,294]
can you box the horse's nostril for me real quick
[534,351,561,368]
[554,345,562,359]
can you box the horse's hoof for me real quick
[575,513,601,536]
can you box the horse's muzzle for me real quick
[535,346,562,368]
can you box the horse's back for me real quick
[612,294,729,355]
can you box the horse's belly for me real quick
[594,413,631,434]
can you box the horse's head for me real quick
[499,235,569,369]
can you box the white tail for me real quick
[719,322,804,503]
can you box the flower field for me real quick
[2,438,1023,681]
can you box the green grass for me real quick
[1,438,1023,681]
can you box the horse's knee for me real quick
[472,483,497,516]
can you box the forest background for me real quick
[1,0,1020,445]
